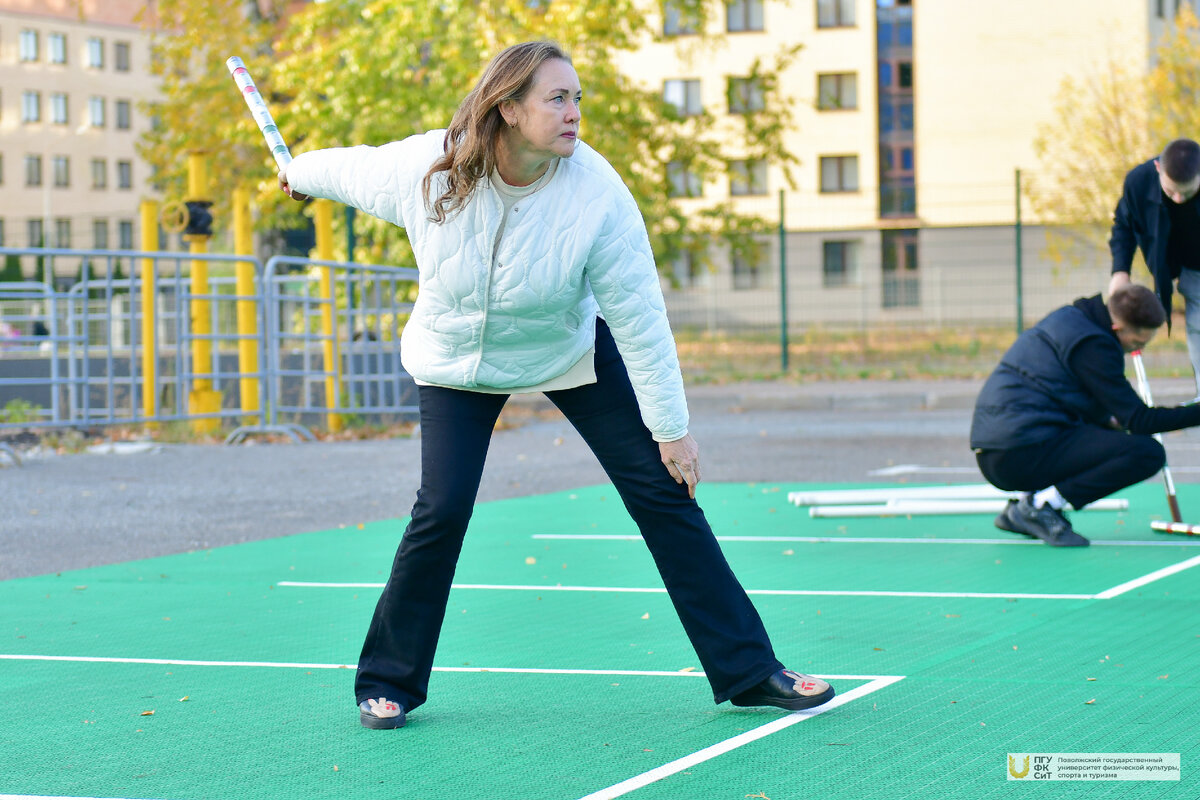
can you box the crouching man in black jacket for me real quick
[970,284,1200,546]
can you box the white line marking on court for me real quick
[275,581,1097,600]
[574,675,906,800]
[1093,553,1200,599]
[0,654,884,684]
[867,465,977,476]
[531,534,1200,547]
[0,796,166,800]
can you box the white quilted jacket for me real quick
[286,130,689,441]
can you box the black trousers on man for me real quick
[975,424,1165,509]
[355,319,784,712]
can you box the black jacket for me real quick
[1109,157,1200,324]
[971,295,1200,450]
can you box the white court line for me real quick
[575,675,905,800]
[530,534,1200,547]
[1093,553,1200,599]
[281,548,1200,600]
[276,582,1096,600]
[0,796,164,800]
[0,654,880,684]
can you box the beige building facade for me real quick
[0,0,157,276]
[620,0,1187,330]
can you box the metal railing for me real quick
[0,247,421,447]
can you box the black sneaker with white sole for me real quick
[995,496,1089,547]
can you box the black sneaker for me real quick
[998,496,1090,547]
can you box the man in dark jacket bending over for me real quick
[970,284,1200,547]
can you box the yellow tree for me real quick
[136,0,289,241]
[1028,7,1200,278]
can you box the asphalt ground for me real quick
[4,377,1199,581]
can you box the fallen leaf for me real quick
[140,710,155,716]
[1085,699,1096,705]
[333,766,339,772]
[945,614,960,618]
[524,557,537,565]
[178,696,189,702]
[1087,677,1096,681]
[1158,674,1169,680]
[679,666,696,672]
[782,549,795,556]
[873,647,885,651]
[640,613,650,619]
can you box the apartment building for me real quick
[620,0,1181,329]
[0,0,157,278]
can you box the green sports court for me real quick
[1,480,1197,799]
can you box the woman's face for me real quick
[506,58,581,160]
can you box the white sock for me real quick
[1032,486,1068,510]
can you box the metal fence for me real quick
[0,247,420,443]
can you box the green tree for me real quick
[140,0,801,271]
[137,0,288,232]
[0,254,22,283]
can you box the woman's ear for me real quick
[498,99,516,128]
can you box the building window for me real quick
[87,37,105,68]
[53,218,71,249]
[882,228,920,308]
[730,159,768,196]
[667,161,703,198]
[672,249,708,288]
[731,250,763,290]
[118,220,134,249]
[28,219,44,249]
[19,29,38,61]
[91,159,107,189]
[89,97,106,127]
[728,77,766,114]
[117,160,133,190]
[817,73,857,110]
[21,91,41,123]
[664,79,702,116]
[726,0,764,31]
[820,155,859,192]
[114,41,131,72]
[53,156,70,188]
[817,0,855,28]
[93,219,109,249]
[115,100,131,130]
[822,240,860,287]
[51,93,69,125]
[49,32,67,64]
[664,0,700,35]
[24,155,42,187]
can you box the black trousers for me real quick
[975,424,1165,509]
[355,320,783,711]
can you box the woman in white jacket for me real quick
[280,40,834,729]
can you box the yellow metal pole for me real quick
[313,198,342,432]
[139,199,159,424]
[232,188,260,421]
[184,151,221,434]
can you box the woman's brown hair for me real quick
[422,41,571,224]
